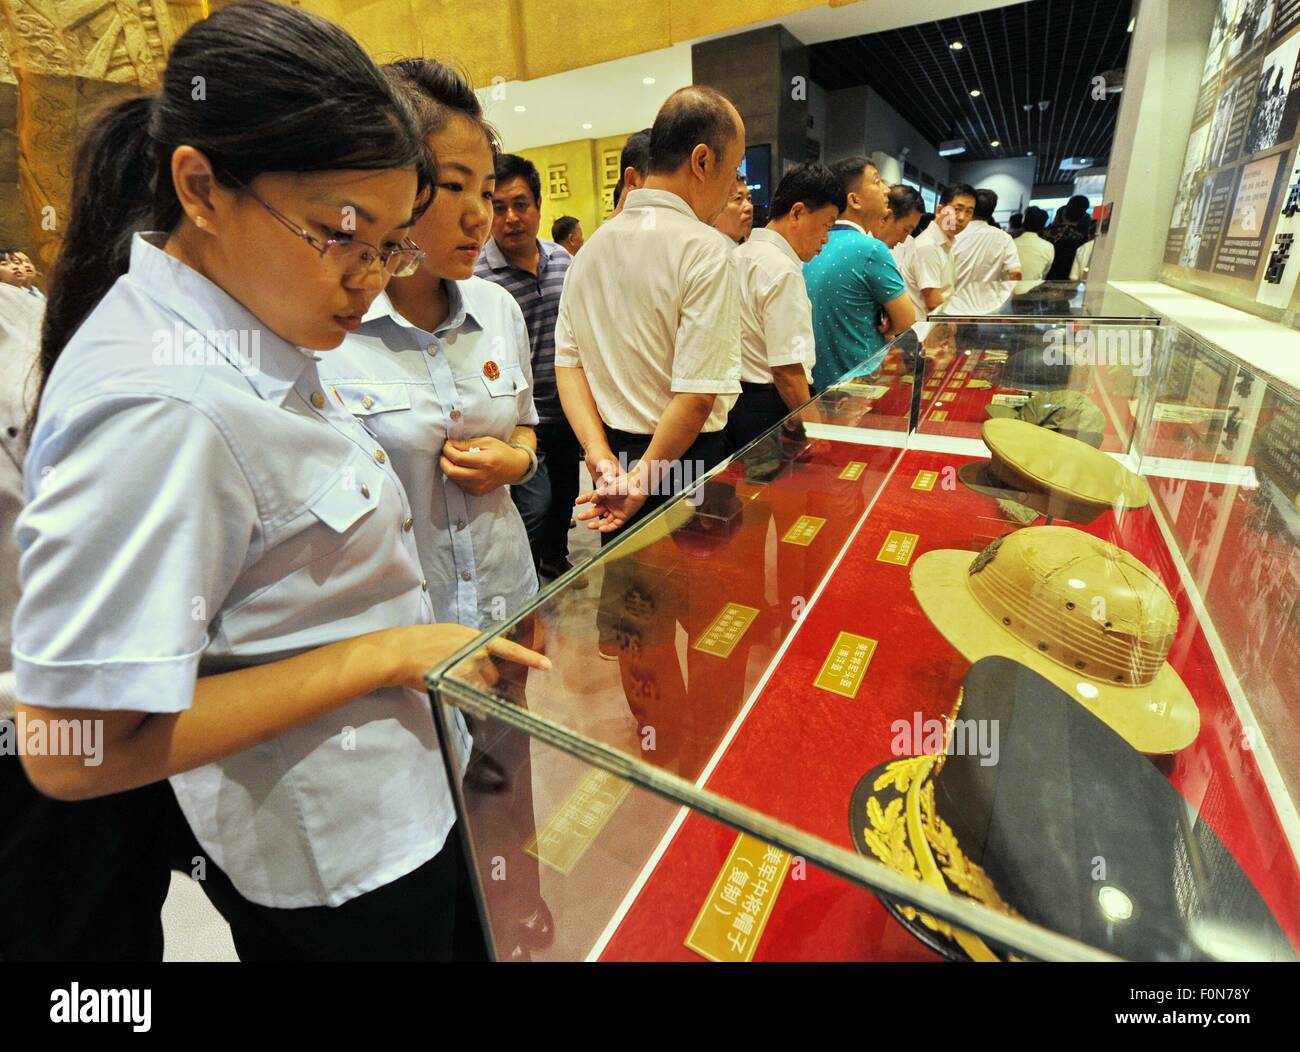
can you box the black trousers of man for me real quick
[534,419,584,566]
[724,382,790,457]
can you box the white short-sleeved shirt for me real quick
[733,227,816,385]
[893,223,954,339]
[554,188,742,434]
[0,284,42,718]
[1016,230,1056,282]
[953,219,1021,288]
[318,278,539,630]
[12,233,470,909]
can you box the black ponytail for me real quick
[34,0,433,428]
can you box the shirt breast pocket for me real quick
[307,455,385,536]
[480,366,526,400]
[330,384,413,439]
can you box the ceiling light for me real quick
[990,139,1001,147]
[1027,151,1035,156]
[938,138,967,157]
[582,122,593,130]
[642,76,656,85]
[513,105,526,113]
[950,40,964,50]
[970,89,981,97]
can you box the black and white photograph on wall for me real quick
[1228,0,1276,64]
[1208,78,1241,166]
[1181,174,1220,267]
[1172,122,1212,228]
[1206,0,1241,80]
[1245,30,1300,153]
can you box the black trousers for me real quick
[179,819,488,962]
[598,427,727,546]
[724,382,790,457]
[534,419,583,563]
[0,756,182,962]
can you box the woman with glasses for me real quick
[316,59,550,958]
[9,1,546,963]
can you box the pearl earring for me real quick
[194,216,208,229]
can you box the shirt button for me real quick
[456,519,467,531]
[374,449,387,464]
[450,410,461,421]
[404,517,414,532]
[426,345,438,356]
[361,395,375,410]
[310,391,325,409]
[421,579,429,591]
[360,483,371,499]
[461,571,472,582]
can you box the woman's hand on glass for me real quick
[379,623,550,692]
[440,436,531,496]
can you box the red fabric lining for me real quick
[597,444,1300,962]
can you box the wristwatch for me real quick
[510,442,539,484]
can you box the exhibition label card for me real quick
[814,631,878,698]
[685,834,792,962]
[912,470,938,491]
[693,602,760,659]
[524,768,631,874]
[781,515,826,546]
[839,461,868,481]
[948,378,965,389]
[877,530,920,565]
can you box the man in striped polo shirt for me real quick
[476,153,582,584]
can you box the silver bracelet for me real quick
[510,442,539,484]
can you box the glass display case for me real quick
[931,279,1164,324]
[426,318,1300,963]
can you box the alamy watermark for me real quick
[890,711,999,767]
[0,714,103,766]
[601,452,707,505]
[1042,327,1152,376]
[152,323,261,376]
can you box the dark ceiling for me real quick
[809,0,1135,186]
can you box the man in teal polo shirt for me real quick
[804,156,915,390]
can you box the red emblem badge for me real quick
[483,361,500,381]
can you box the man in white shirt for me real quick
[1015,206,1055,281]
[870,185,924,248]
[713,171,754,246]
[555,85,746,537]
[726,162,845,455]
[953,188,1022,289]
[892,182,977,340]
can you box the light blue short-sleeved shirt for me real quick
[318,278,539,630]
[12,233,470,909]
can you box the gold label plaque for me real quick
[685,833,792,962]
[814,631,878,698]
[525,768,631,874]
[931,410,949,421]
[912,470,938,491]
[781,515,826,547]
[693,602,759,659]
[877,530,919,566]
[839,461,867,481]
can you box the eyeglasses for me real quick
[231,179,426,278]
